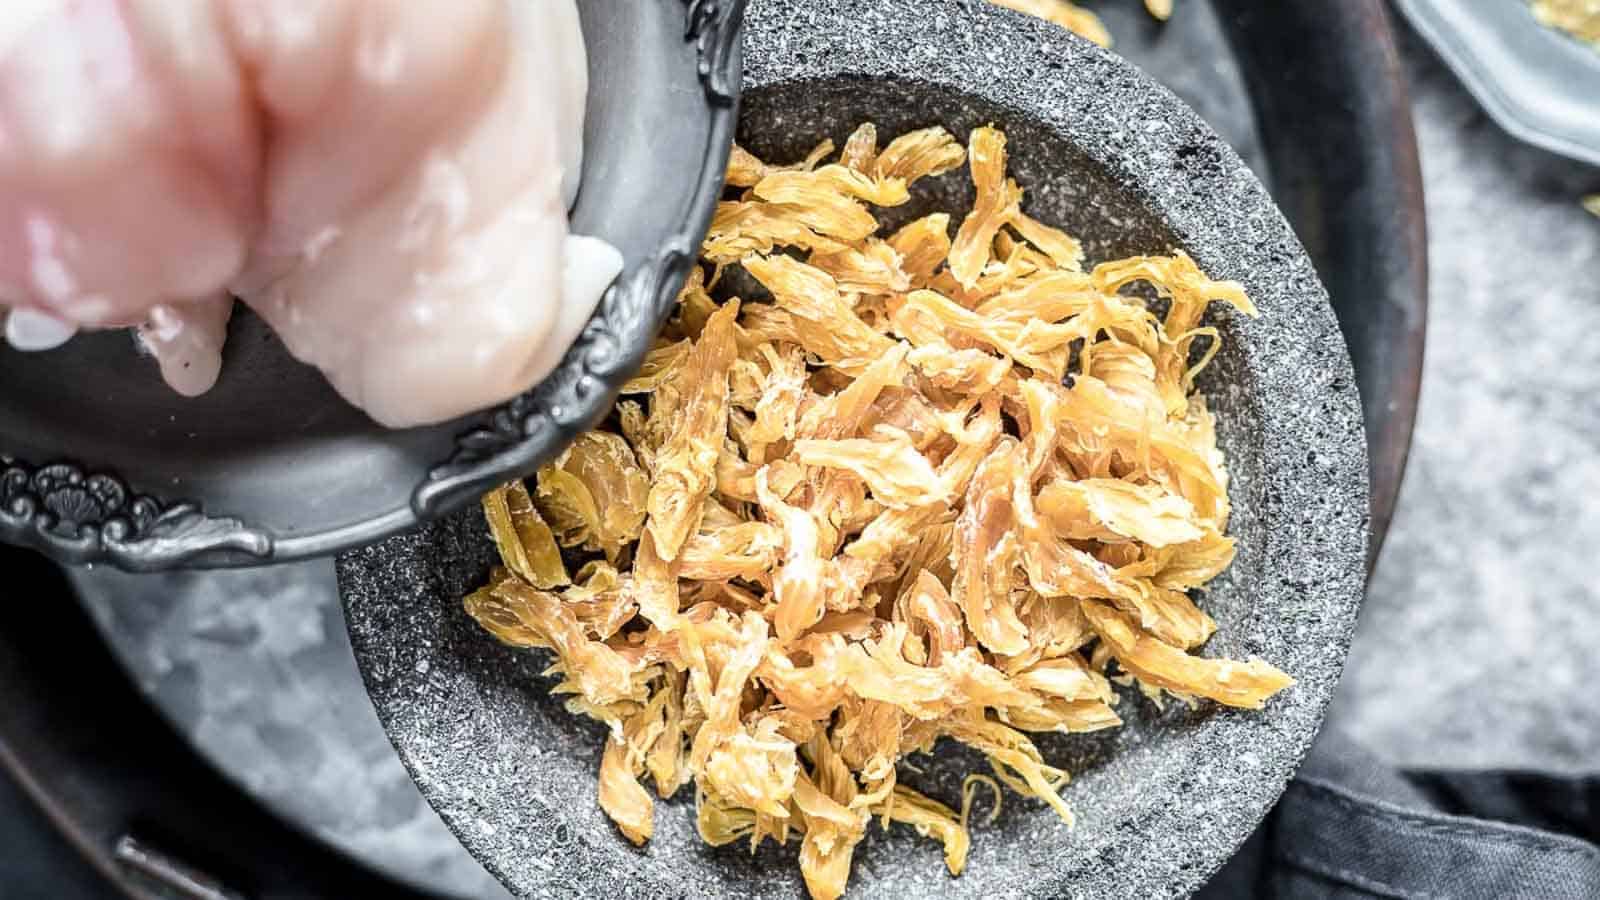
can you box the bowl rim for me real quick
[340,0,1371,896]
[0,0,748,572]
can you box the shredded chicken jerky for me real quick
[467,124,1289,899]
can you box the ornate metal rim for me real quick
[0,0,747,571]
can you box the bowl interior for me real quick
[0,0,733,567]
[341,49,1365,898]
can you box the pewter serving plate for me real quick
[0,0,743,571]
[1397,0,1600,166]
[339,1,1370,898]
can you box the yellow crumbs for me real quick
[465,124,1290,900]
[988,0,1174,48]
[1532,0,1600,47]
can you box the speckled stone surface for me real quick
[338,1,1368,898]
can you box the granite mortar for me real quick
[339,1,1369,897]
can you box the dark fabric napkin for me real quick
[1199,728,1600,899]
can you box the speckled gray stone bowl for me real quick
[338,1,1369,897]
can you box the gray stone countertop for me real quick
[62,7,1600,900]
[1328,24,1600,773]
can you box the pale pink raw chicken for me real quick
[0,0,620,427]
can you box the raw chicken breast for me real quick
[0,0,260,332]
[0,0,618,427]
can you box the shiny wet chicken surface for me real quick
[0,0,618,427]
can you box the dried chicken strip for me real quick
[746,343,808,460]
[620,338,692,395]
[678,522,783,583]
[674,264,719,341]
[874,784,971,876]
[727,144,771,188]
[790,139,839,174]
[889,213,955,288]
[893,569,967,665]
[1151,529,1238,590]
[872,126,967,185]
[990,230,1058,284]
[482,481,568,589]
[990,0,1113,47]
[907,342,1012,395]
[1093,251,1256,414]
[794,433,947,511]
[1131,583,1218,650]
[1008,381,1144,608]
[1084,340,1168,423]
[901,289,1080,379]
[972,270,1099,322]
[646,669,690,797]
[951,438,1029,656]
[840,123,879,173]
[841,626,1038,720]
[468,580,649,709]
[863,388,960,452]
[1036,479,1205,547]
[1179,393,1230,501]
[535,432,651,561]
[950,127,1020,288]
[750,172,881,241]
[809,239,911,294]
[729,357,769,413]
[702,715,800,820]
[759,645,851,720]
[827,700,899,786]
[842,503,949,589]
[1055,374,1231,524]
[1010,212,1086,272]
[782,164,913,208]
[744,254,897,369]
[759,467,835,641]
[598,690,672,845]
[696,783,759,847]
[935,394,1005,496]
[630,530,682,631]
[1082,601,1292,709]
[704,201,851,264]
[796,736,869,900]
[795,342,910,440]
[1009,654,1115,704]
[562,562,637,640]
[1003,698,1122,734]
[647,299,740,560]
[715,440,760,503]
[943,716,1074,826]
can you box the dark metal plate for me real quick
[0,0,744,571]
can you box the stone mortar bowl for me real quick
[337,0,1370,897]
